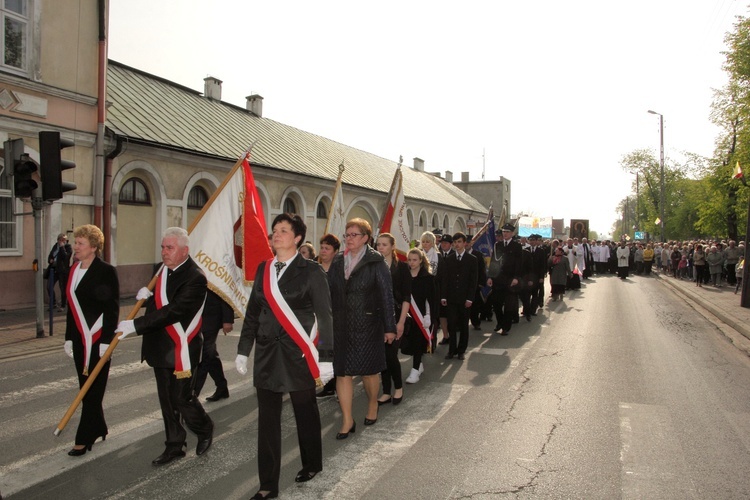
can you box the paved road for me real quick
[2,273,750,499]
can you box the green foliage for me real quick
[611,14,750,241]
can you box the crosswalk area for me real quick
[0,328,527,499]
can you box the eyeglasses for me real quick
[343,233,364,239]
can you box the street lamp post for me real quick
[648,110,665,242]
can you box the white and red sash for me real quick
[155,269,205,379]
[409,295,432,353]
[67,261,103,376]
[263,258,321,384]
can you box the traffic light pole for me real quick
[32,197,46,337]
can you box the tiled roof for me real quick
[105,61,487,213]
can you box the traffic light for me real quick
[3,138,38,198]
[39,131,76,201]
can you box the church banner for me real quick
[517,216,553,238]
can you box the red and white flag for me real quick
[189,148,273,317]
[377,165,411,261]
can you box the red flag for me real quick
[189,148,273,317]
[377,166,411,261]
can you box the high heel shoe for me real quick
[67,443,92,456]
[336,422,356,440]
[377,396,392,406]
[364,412,378,426]
[392,395,403,406]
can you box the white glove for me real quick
[117,320,136,340]
[235,354,248,375]
[423,314,431,329]
[99,343,109,358]
[136,287,153,301]
[319,362,334,385]
[64,340,74,358]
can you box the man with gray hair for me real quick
[117,227,214,465]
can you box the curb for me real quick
[655,273,750,353]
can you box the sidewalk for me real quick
[0,299,140,361]
[653,271,750,355]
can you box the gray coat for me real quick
[328,246,395,376]
[706,251,724,275]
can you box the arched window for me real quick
[119,178,150,205]
[419,213,425,227]
[283,198,297,215]
[188,186,208,209]
[316,200,328,218]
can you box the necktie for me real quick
[457,254,462,262]
[274,261,286,277]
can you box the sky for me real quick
[108,0,748,238]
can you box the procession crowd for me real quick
[52,214,747,499]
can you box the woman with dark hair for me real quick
[375,233,410,406]
[64,224,120,456]
[328,218,395,438]
[236,213,334,499]
[316,233,341,398]
[317,233,341,273]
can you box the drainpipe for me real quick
[94,0,107,229]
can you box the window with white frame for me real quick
[0,162,18,251]
[2,0,29,75]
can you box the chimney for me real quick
[413,157,424,172]
[246,94,263,117]
[461,171,469,182]
[445,170,453,183]
[204,76,222,101]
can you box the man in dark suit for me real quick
[117,227,214,465]
[524,234,548,318]
[436,232,455,345]
[48,233,72,311]
[194,289,234,402]
[487,223,523,335]
[466,235,488,330]
[441,232,478,360]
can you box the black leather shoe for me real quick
[456,353,465,360]
[392,395,403,405]
[438,338,450,345]
[336,422,356,440]
[316,387,336,398]
[364,416,377,426]
[295,469,320,482]
[444,353,454,360]
[67,443,92,456]
[196,433,213,456]
[152,448,186,465]
[205,388,229,402]
[377,396,392,406]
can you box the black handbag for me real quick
[43,266,51,279]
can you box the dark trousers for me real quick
[75,357,110,446]
[193,329,227,396]
[470,287,484,328]
[727,263,737,285]
[519,287,532,316]
[381,339,403,395]
[492,284,518,332]
[529,280,544,312]
[256,386,322,492]
[153,367,213,449]
[447,300,470,354]
[56,272,69,307]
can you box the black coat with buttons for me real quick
[238,254,334,393]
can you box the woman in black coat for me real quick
[328,218,396,438]
[375,233,410,406]
[64,224,119,456]
[402,248,438,382]
[236,213,333,499]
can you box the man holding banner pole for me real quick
[117,227,214,466]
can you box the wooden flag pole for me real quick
[53,270,161,436]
